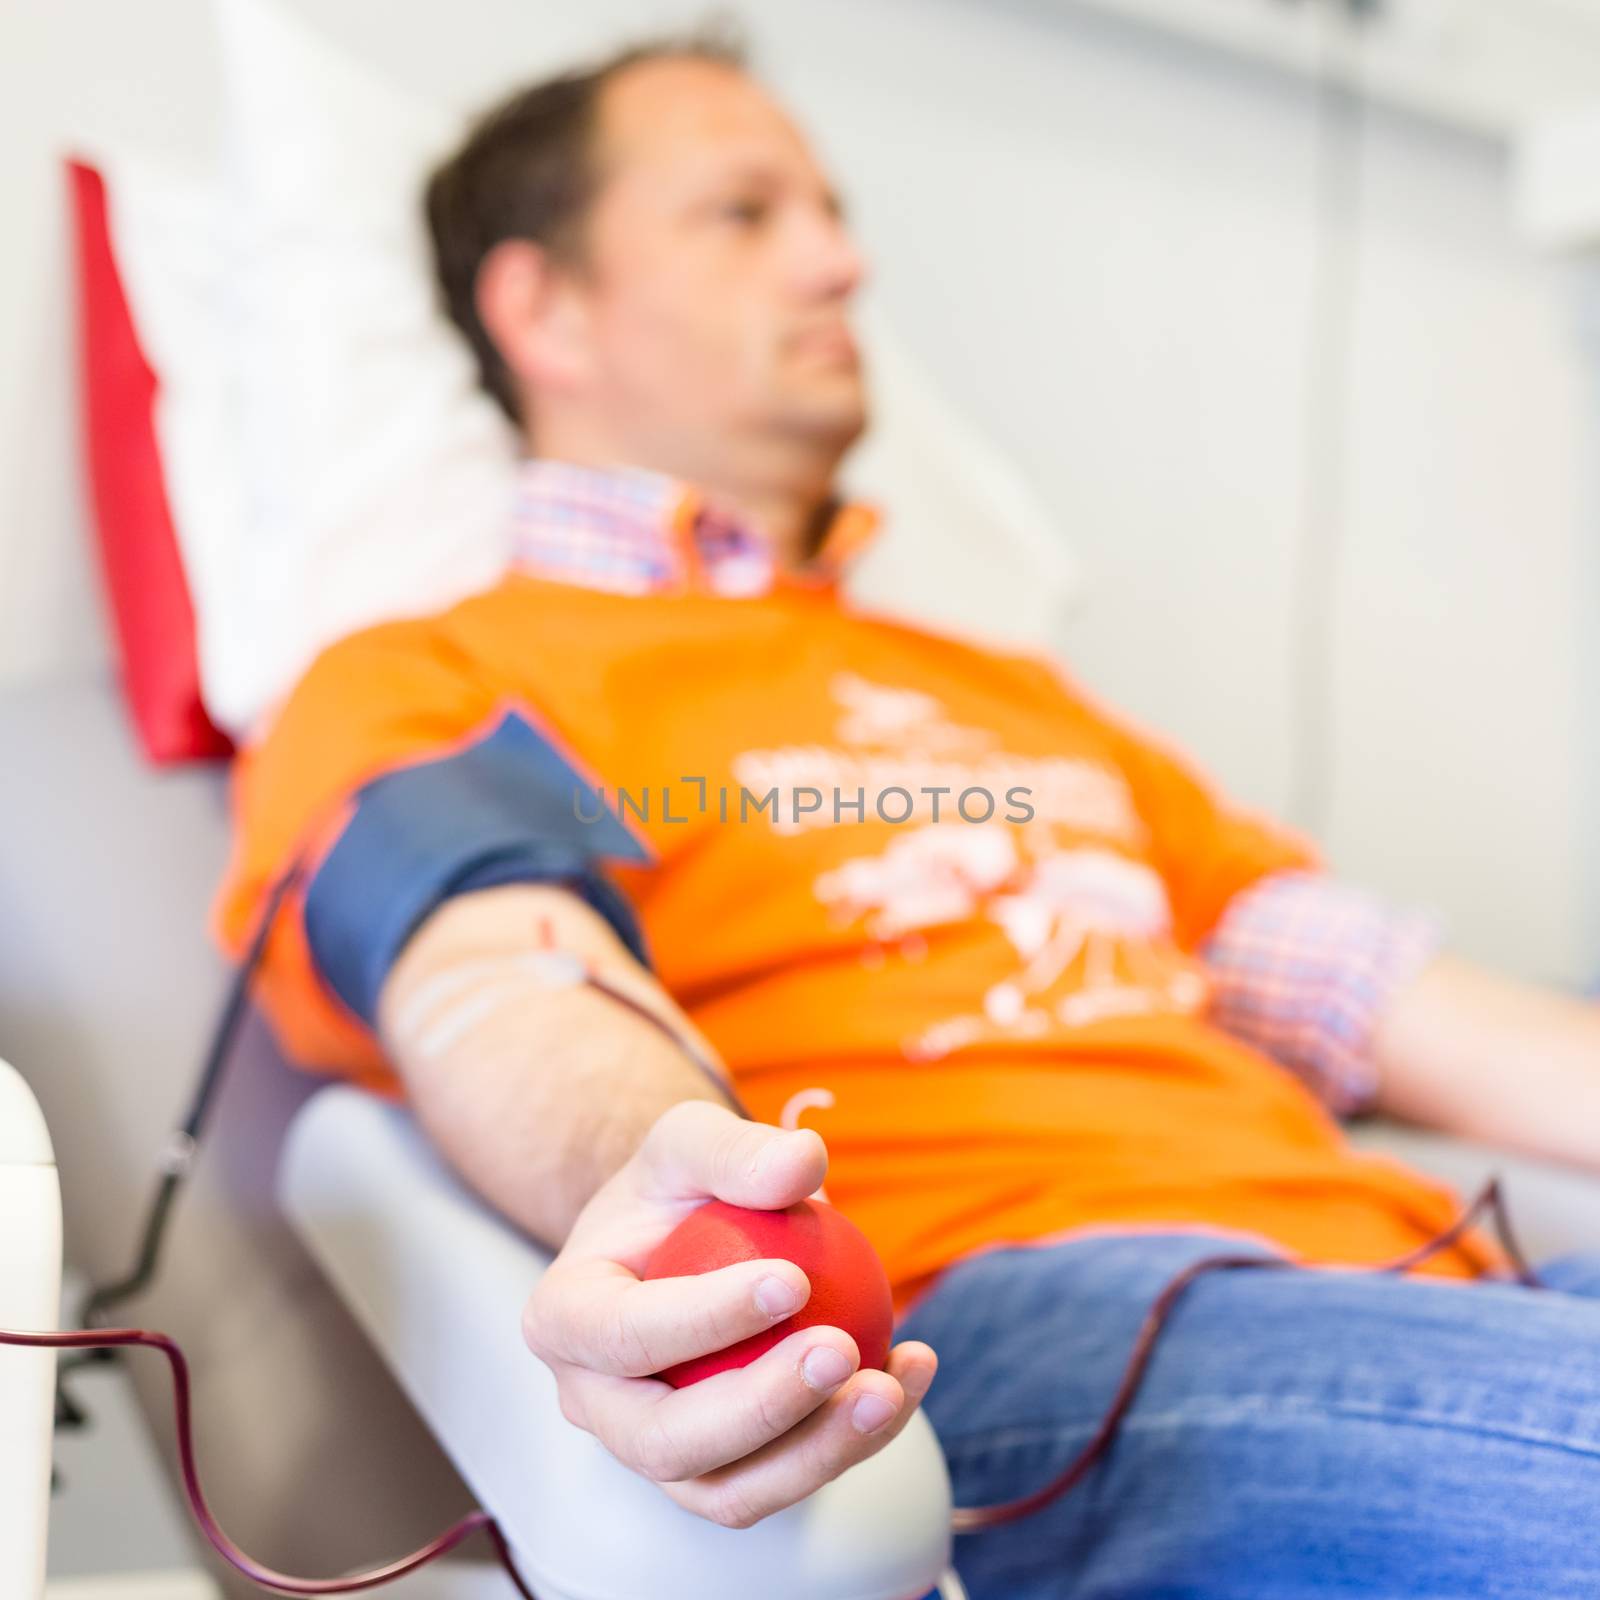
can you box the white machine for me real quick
[0,1057,62,1600]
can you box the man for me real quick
[217,30,1600,1595]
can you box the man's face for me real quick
[563,57,869,470]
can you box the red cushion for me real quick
[66,158,232,764]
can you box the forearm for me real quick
[1372,953,1600,1169]
[376,883,733,1249]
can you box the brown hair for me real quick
[424,23,749,424]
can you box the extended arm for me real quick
[373,879,937,1528]
[1373,953,1600,1171]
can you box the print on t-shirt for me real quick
[728,672,1210,1062]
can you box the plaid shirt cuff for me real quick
[1201,870,1443,1116]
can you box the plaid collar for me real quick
[510,458,880,598]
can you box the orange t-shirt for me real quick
[216,548,1494,1317]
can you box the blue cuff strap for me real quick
[305,711,653,1026]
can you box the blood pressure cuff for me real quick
[303,710,654,1027]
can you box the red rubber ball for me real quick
[641,1198,894,1388]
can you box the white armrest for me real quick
[278,1087,953,1600]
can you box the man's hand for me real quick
[521,1100,938,1529]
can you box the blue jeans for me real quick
[896,1234,1600,1598]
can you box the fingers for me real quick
[560,1103,831,1268]
[663,1338,940,1529]
[559,1322,862,1483]
[569,1324,934,1497]
[632,1101,829,1212]
[525,1255,812,1378]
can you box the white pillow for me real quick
[217,0,518,736]
[111,0,1079,739]
[93,146,247,728]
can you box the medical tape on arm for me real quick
[385,920,751,1117]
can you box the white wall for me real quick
[2,0,1593,984]
[1329,110,1586,983]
